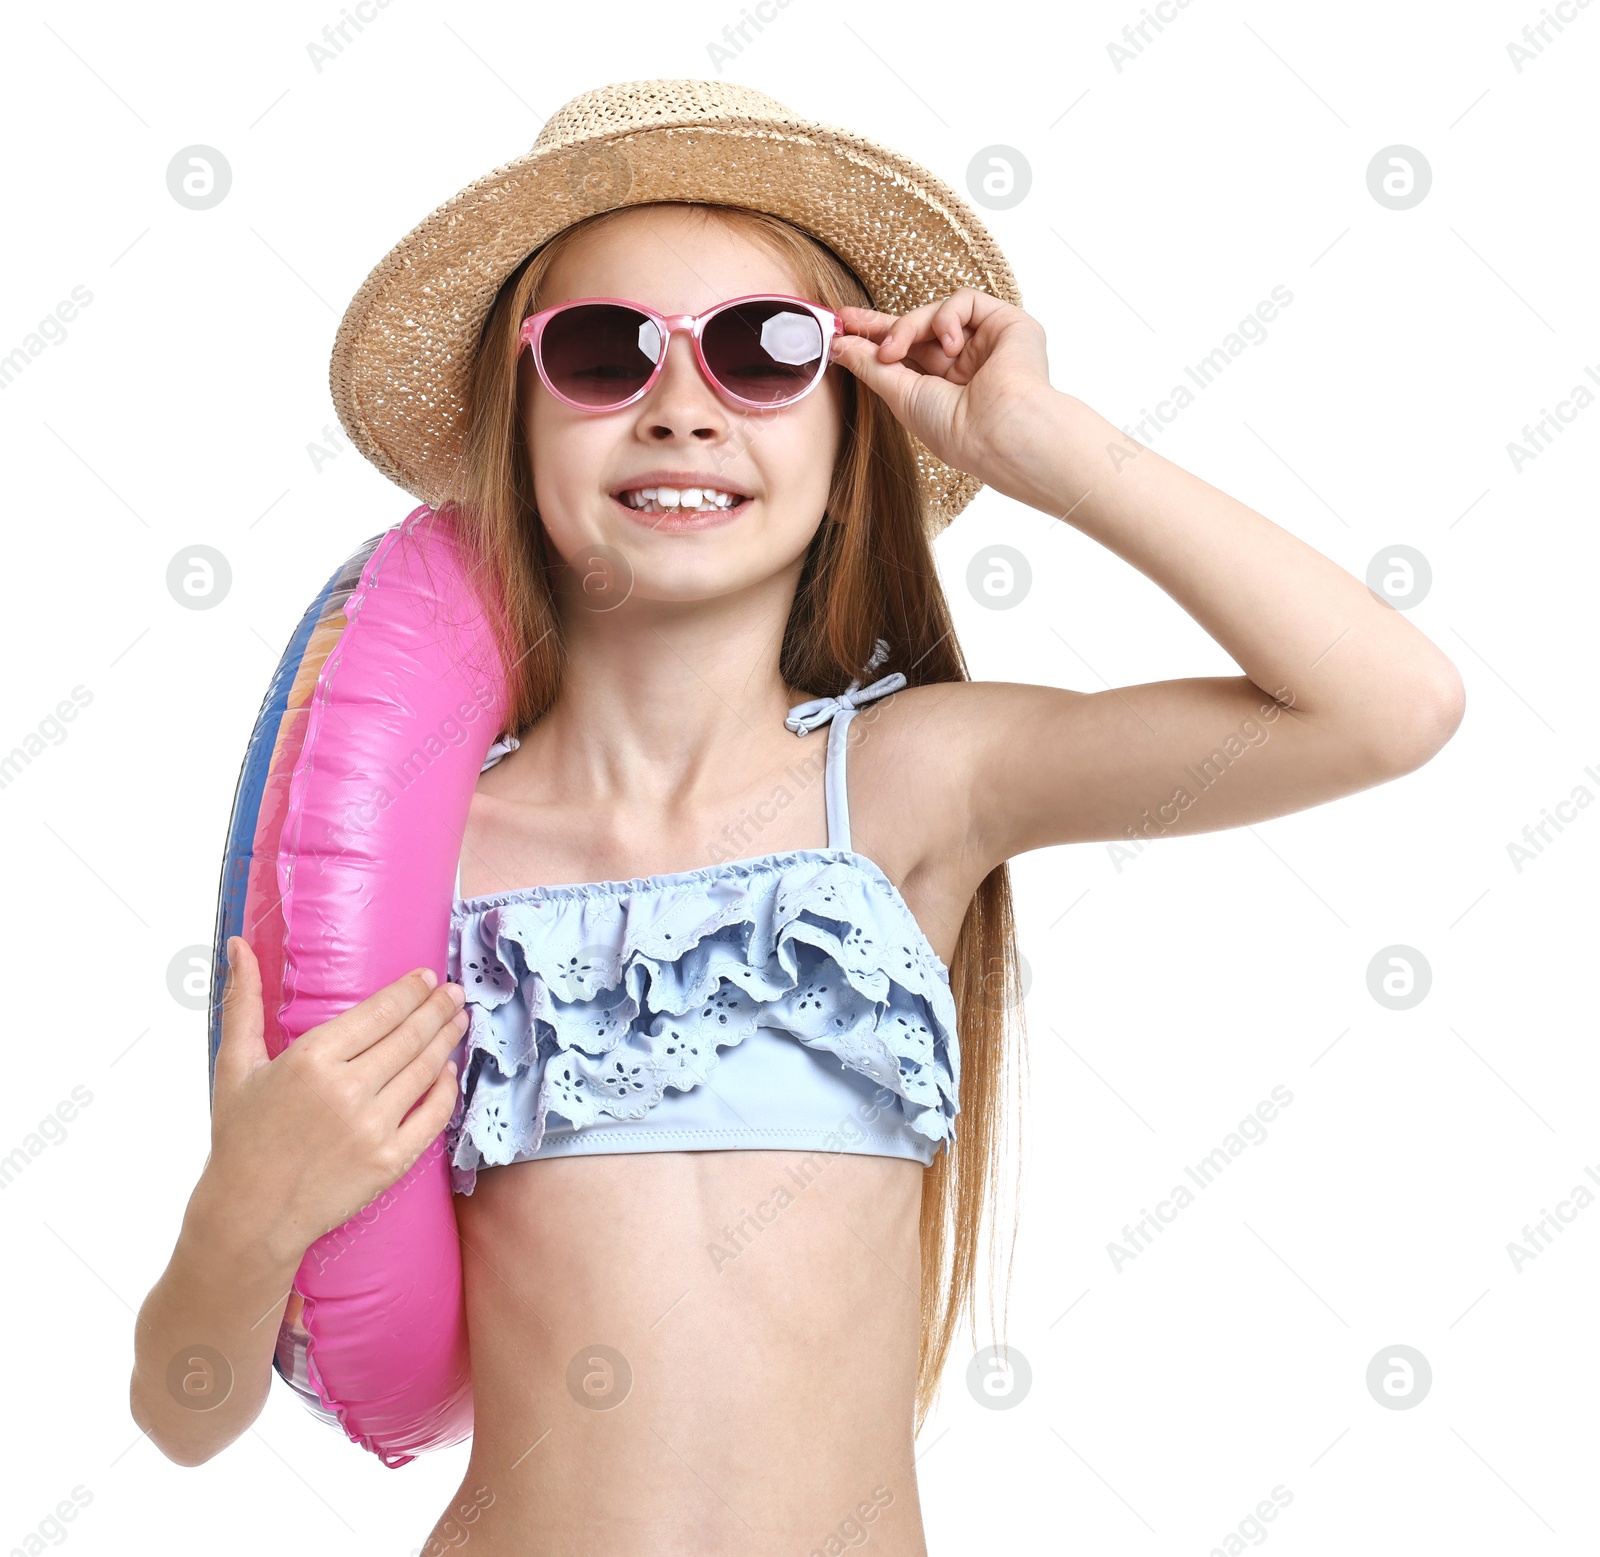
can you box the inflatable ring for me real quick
[207,503,508,1465]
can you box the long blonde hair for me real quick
[441,201,1026,1432]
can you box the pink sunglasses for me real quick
[518,293,845,412]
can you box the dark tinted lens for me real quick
[538,303,661,406]
[702,301,825,404]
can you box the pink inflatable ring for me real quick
[207,503,508,1465]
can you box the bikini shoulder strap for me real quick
[782,640,907,853]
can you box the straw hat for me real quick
[329,78,1022,536]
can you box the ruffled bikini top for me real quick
[443,641,960,1194]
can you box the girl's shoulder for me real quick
[852,675,1100,882]
[840,679,1036,963]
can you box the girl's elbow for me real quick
[129,1377,232,1469]
[1377,661,1467,774]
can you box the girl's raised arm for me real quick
[832,292,1465,863]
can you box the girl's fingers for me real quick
[837,305,900,342]
[216,936,266,1080]
[377,1004,469,1126]
[351,982,467,1091]
[878,303,949,363]
[832,286,1025,451]
[393,1059,463,1169]
[844,317,980,383]
[316,968,447,1063]
[931,298,973,358]
[830,333,958,432]
[840,302,944,361]
[841,293,993,375]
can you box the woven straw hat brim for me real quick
[329,79,1021,536]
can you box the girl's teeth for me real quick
[623,487,739,512]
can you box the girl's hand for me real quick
[203,936,468,1267]
[828,289,1059,498]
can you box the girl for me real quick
[131,81,1463,1556]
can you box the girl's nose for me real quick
[638,331,728,441]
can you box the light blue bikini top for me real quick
[443,641,960,1193]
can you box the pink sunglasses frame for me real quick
[517,293,846,413]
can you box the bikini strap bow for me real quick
[784,639,907,736]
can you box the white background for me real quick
[1,0,1595,1551]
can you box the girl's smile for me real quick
[609,467,754,531]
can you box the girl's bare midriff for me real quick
[424,1150,927,1557]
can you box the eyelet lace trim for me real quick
[443,850,958,1193]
